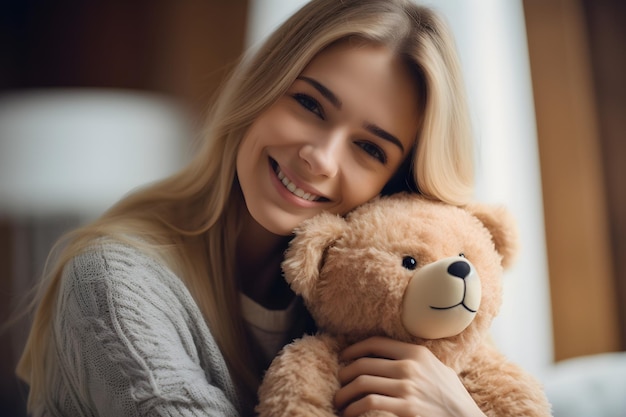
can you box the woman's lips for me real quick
[270,158,329,202]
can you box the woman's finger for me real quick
[334,374,420,414]
[338,356,421,385]
[340,394,422,417]
[340,336,432,362]
[335,337,486,417]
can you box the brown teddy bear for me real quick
[256,193,551,416]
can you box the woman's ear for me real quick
[282,211,347,299]
[466,203,519,269]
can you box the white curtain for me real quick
[428,0,553,379]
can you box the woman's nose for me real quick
[298,134,341,178]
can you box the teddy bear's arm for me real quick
[256,333,342,417]
[459,342,552,417]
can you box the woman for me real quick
[17,0,480,416]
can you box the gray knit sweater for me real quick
[45,241,245,416]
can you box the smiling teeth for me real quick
[277,170,320,201]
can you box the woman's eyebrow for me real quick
[363,123,405,153]
[296,75,404,153]
[296,76,342,109]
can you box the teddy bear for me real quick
[256,193,551,417]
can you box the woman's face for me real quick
[236,40,420,235]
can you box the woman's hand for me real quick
[334,336,486,417]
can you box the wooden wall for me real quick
[582,0,626,351]
[523,0,626,361]
[0,1,249,120]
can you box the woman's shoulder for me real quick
[52,238,242,415]
[62,238,177,288]
[55,237,217,365]
[58,238,194,319]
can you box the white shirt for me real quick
[240,293,302,366]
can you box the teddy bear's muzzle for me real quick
[401,256,481,340]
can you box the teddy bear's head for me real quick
[282,193,517,366]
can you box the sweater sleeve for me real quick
[52,242,242,417]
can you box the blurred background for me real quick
[0,1,624,416]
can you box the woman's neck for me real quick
[236,209,294,310]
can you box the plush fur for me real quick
[257,193,551,416]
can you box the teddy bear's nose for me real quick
[447,260,471,279]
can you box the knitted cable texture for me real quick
[44,240,243,417]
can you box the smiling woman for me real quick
[14,1,489,416]
[236,39,419,236]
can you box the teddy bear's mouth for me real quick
[430,301,477,313]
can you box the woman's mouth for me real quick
[271,159,328,202]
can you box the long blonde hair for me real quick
[17,0,474,411]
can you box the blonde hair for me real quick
[17,0,474,411]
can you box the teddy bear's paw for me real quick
[256,403,337,417]
[257,335,342,417]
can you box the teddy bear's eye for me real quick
[459,253,466,258]
[402,256,418,270]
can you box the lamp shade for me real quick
[0,89,190,218]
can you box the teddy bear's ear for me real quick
[282,211,348,298]
[466,204,519,269]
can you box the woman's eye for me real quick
[293,93,324,119]
[357,141,387,164]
